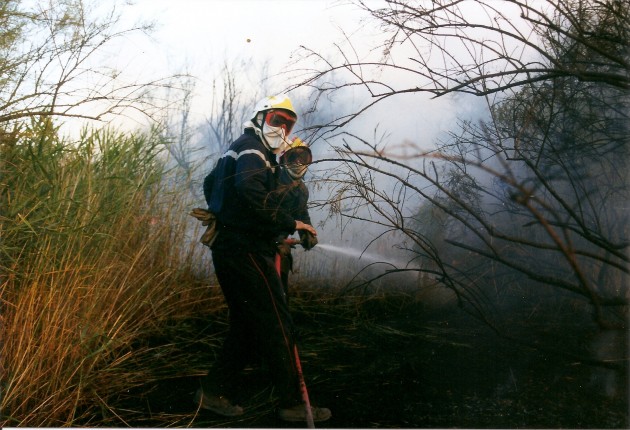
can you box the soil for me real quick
[109,288,629,428]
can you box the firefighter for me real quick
[274,138,318,298]
[196,95,331,423]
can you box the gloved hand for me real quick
[301,230,318,250]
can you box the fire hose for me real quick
[275,252,315,428]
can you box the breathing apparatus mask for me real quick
[278,137,312,180]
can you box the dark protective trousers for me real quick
[203,247,302,407]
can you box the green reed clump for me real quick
[0,120,218,426]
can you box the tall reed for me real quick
[1,121,218,426]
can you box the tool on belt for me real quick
[190,208,218,247]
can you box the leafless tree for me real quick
[290,0,629,369]
[291,0,628,131]
[201,60,265,159]
[0,0,182,130]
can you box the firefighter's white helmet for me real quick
[251,94,298,152]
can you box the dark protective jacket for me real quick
[272,167,312,286]
[203,129,296,251]
[272,168,311,238]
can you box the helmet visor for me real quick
[280,146,312,178]
[282,146,312,166]
[265,110,296,135]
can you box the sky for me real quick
[57,0,500,148]
[111,0,469,147]
[128,0,355,66]
[121,0,362,93]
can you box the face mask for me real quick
[261,122,289,154]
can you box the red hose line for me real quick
[275,251,315,428]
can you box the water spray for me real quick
[315,243,415,268]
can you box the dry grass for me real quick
[0,124,220,426]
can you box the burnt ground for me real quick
[108,288,629,428]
